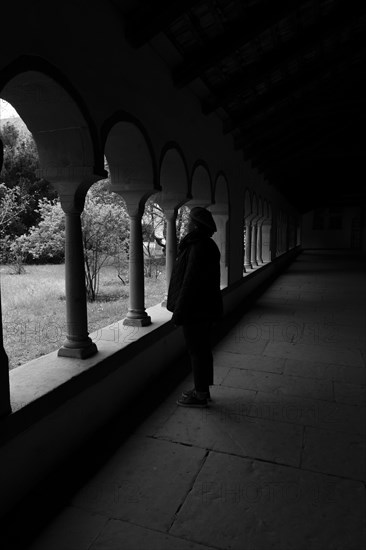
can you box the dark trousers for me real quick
[182,322,213,392]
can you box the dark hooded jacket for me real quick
[167,229,223,325]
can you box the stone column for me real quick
[38,168,103,359]
[110,189,152,327]
[0,283,11,417]
[251,221,259,267]
[297,220,301,246]
[256,218,264,264]
[154,193,188,306]
[244,221,252,270]
[59,200,97,358]
[125,205,151,326]
[210,205,229,287]
[261,220,271,262]
[164,208,178,303]
[271,211,278,261]
[285,215,290,251]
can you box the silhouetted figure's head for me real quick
[188,207,217,237]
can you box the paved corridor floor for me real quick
[19,252,366,549]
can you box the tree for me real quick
[12,179,130,300]
[142,199,166,278]
[82,181,130,301]
[0,183,30,263]
[0,122,57,238]
[176,205,190,241]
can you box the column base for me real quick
[58,341,98,359]
[123,315,151,327]
[244,263,253,270]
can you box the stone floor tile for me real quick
[14,252,366,550]
[253,390,366,434]
[154,386,302,467]
[230,318,305,346]
[71,437,207,531]
[132,395,179,437]
[90,519,216,550]
[222,367,333,400]
[334,381,366,405]
[170,452,365,550]
[214,350,285,374]
[283,358,366,385]
[264,341,364,367]
[302,427,366,481]
[282,358,333,379]
[212,364,232,385]
[27,506,109,550]
[217,335,269,356]
[134,366,233,437]
[331,364,366,385]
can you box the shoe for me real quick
[177,391,208,408]
[182,388,212,401]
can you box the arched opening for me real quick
[256,197,264,265]
[104,118,157,326]
[250,193,259,267]
[1,66,101,367]
[210,173,229,287]
[243,188,252,273]
[261,200,272,263]
[189,163,212,207]
[156,146,190,302]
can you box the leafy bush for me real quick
[11,199,65,263]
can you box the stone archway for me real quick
[1,67,103,362]
[157,146,190,301]
[104,117,157,326]
[189,163,212,207]
[243,188,252,272]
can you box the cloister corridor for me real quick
[1,2,366,547]
[2,250,365,550]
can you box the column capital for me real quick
[209,203,229,216]
[38,166,102,214]
[186,198,212,208]
[245,211,262,224]
[110,187,154,217]
[154,192,188,215]
[162,207,178,223]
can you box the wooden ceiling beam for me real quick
[202,1,357,115]
[123,0,202,47]
[222,41,365,136]
[171,0,300,88]
[240,99,366,159]
[235,93,366,154]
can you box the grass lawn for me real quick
[0,263,166,370]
